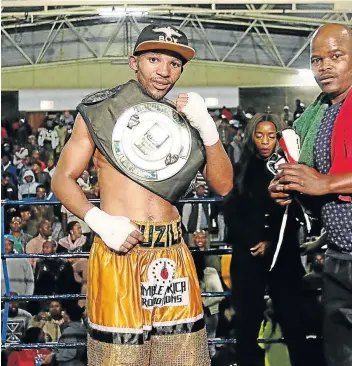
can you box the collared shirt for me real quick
[182,195,211,232]
[194,172,209,196]
[25,234,47,253]
[314,102,352,252]
[25,234,47,268]
[196,201,209,231]
[9,230,33,253]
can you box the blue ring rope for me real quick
[2,335,321,350]
[1,197,223,207]
[1,204,11,344]
[1,291,232,302]
[1,197,319,351]
[1,248,233,259]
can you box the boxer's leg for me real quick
[87,237,151,366]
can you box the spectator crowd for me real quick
[1,101,325,366]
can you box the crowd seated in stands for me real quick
[1,103,323,365]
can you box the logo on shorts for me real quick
[141,258,190,310]
[148,258,176,287]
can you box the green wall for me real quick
[1,59,313,90]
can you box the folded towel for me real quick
[294,88,352,201]
[293,93,329,168]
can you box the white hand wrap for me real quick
[181,92,219,146]
[84,207,138,252]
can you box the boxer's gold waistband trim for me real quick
[132,217,182,248]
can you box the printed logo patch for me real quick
[6,320,25,343]
[152,26,182,43]
[141,258,189,309]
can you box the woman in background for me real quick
[224,113,313,366]
[57,221,88,253]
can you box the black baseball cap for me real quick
[133,24,195,63]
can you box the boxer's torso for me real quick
[93,149,180,222]
[78,80,206,222]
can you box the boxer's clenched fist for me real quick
[176,92,219,146]
[84,207,144,254]
[176,93,189,113]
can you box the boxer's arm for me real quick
[176,92,233,197]
[51,114,95,219]
[52,114,144,253]
[203,142,233,196]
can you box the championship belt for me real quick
[77,80,206,202]
[112,102,192,182]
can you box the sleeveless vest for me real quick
[77,80,206,203]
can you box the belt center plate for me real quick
[112,102,192,182]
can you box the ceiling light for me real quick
[99,7,150,17]
[205,98,219,108]
[298,69,313,78]
[297,69,316,86]
[40,101,54,110]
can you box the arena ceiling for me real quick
[1,1,352,70]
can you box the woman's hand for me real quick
[62,311,70,323]
[42,354,54,365]
[268,177,292,206]
[35,312,47,321]
[250,241,270,256]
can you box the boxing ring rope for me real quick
[1,198,319,351]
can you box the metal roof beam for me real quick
[253,26,280,65]
[286,31,315,67]
[35,17,63,64]
[2,11,334,32]
[190,19,218,61]
[3,0,352,6]
[1,27,34,64]
[286,12,341,67]
[2,7,350,20]
[244,4,278,66]
[151,15,317,31]
[194,15,220,62]
[225,12,351,27]
[101,16,125,57]
[129,15,142,33]
[260,21,285,67]
[179,14,192,30]
[1,17,317,33]
[64,17,99,58]
[221,20,257,62]
[2,15,102,29]
[246,4,282,66]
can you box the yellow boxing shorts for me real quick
[87,217,210,366]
